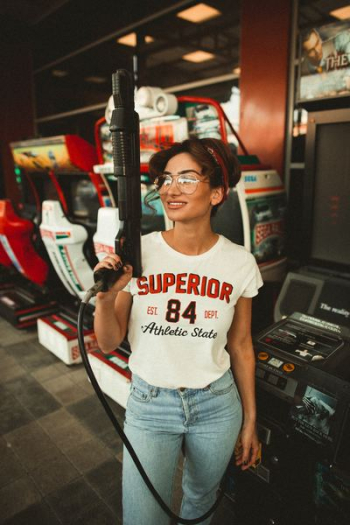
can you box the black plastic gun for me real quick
[94,69,142,291]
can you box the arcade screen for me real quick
[304,110,350,273]
[311,122,350,268]
[290,385,337,445]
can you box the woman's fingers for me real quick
[94,254,123,272]
[235,441,261,470]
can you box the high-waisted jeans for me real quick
[122,368,243,525]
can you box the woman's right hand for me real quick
[94,254,133,299]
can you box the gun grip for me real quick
[94,263,124,292]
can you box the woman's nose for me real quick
[167,177,181,194]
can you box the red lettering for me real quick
[149,274,162,293]
[220,283,233,303]
[200,276,208,296]
[137,277,149,295]
[207,279,219,298]
[163,273,175,293]
[187,273,200,295]
[175,273,187,293]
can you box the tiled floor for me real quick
[0,317,239,525]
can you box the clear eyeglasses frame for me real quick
[154,173,209,195]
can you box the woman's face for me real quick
[160,152,222,224]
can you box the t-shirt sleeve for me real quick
[240,253,264,298]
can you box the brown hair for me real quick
[146,138,241,216]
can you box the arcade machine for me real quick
[0,152,65,328]
[229,108,350,525]
[88,87,288,408]
[9,134,112,362]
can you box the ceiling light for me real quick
[177,3,221,23]
[145,35,155,43]
[117,32,137,46]
[233,67,241,75]
[52,69,68,77]
[182,50,215,62]
[330,5,350,19]
[85,76,107,84]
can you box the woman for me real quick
[94,137,263,525]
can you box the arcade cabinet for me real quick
[0,198,58,327]
[9,134,110,362]
[231,108,350,525]
[88,90,288,408]
[0,154,67,327]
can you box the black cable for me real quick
[78,287,230,524]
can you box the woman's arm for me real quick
[227,296,259,470]
[93,254,133,354]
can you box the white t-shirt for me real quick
[124,232,263,389]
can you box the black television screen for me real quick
[304,108,350,273]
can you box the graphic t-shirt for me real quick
[124,232,263,389]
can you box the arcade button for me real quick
[282,363,295,373]
[257,351,269,361]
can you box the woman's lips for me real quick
[167,201,187,208]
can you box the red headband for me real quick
[205,146,229,203]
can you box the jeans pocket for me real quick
[130,376,158,403]
[209,369,234,396]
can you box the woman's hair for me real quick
[146,137,241,216]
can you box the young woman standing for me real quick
[93,137,263,525]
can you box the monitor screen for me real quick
[311,122,350,266]
[290,385,337,445]
[304,109,350,272]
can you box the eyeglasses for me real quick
[154,172,209,195]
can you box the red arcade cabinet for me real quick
[9,134,112,362]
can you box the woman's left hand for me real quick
[234,421,260,471]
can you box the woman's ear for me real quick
[211,187,225,206]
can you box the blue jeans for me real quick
[122,369,242,525]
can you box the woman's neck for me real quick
[162,222,218,255]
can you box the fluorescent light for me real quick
[182,50,215,62]
[117,32,137,46]
[330,5,350,19]
[84,76,107,84]
[52,69,68,77]
[177,3,221,23]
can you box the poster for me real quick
[298,20,350,102]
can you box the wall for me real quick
[239,0,292,177]
[0,22,35,203]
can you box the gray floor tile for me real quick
[0,324,37,347]
[38,408,94,452]
[101,488,123,522]
[0,362,27,383]
[14,383,61,419]
[0,437,26,489]
[0,397,34,434]
[63,436,114,474]
[85,458,122,498]
[67,395,115,436]
[31,362,67,383]
[4,421,61,471]
[6,341,58,371]
[1,501,62,525]
[30,452,80,497]
[1,374,39,395]
[98,428,124,455]
[44,477,102,524]
[0,474,41,522]
[73,500,118,525]
[41,374,90,405]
